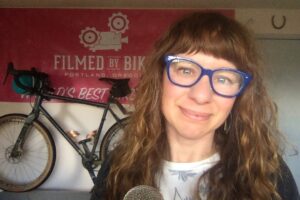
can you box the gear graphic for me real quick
[79,27,100,48]
[108,12,129,34]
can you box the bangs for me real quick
[163,12,254,70]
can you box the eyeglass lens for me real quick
[168,59,243,96]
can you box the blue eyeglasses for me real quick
[164,55,252,98]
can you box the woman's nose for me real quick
[188,76,213,103]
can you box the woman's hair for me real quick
[105,12,283,200]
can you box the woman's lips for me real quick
[179,107,212,121]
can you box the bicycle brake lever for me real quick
[3,62,14,85]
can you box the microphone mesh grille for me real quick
[123,185,163,200]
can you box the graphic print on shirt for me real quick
[169,169,198,199]
[173,187,193,200]
[169,169,197,182]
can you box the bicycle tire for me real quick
[99,117,129,161]
[0,113,56,192]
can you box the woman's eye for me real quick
[178,67,193,75]
[215,76,234,85]
[170,60,199,78]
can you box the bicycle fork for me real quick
[9,114,37,162]
[9,98,42,161]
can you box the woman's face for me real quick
[161,52,236,144]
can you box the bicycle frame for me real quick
[2,64,131,186]
[14,91,126,182]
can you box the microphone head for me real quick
[123,185,163,200]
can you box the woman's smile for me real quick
[179,106,212,121]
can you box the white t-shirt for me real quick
[157,153,220,200]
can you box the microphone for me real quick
[123,185,164,200]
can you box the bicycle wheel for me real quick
[99,117,129,161]
[0,113,56,192]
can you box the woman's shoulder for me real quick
[276,158,300,200]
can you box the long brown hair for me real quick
[105,12,283,200]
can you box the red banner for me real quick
[0,8,234,102]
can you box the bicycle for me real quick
[0,63,131,192]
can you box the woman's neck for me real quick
[167,135,217,163]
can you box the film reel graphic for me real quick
[79,12,129,52]
[80,27,100,48]
[108,12,129,33]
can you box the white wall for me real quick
[258,39,300,188]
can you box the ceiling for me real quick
[1,0,300,9]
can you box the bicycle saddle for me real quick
[99,78,131,98]
[99,77,129,84]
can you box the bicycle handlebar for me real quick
[3,62,132,105]
[3,62,13,85]
[3,62,54,95]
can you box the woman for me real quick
[91,12,299,200]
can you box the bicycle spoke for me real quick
[0,125,18,145]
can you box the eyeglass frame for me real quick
[164,55,253,98]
